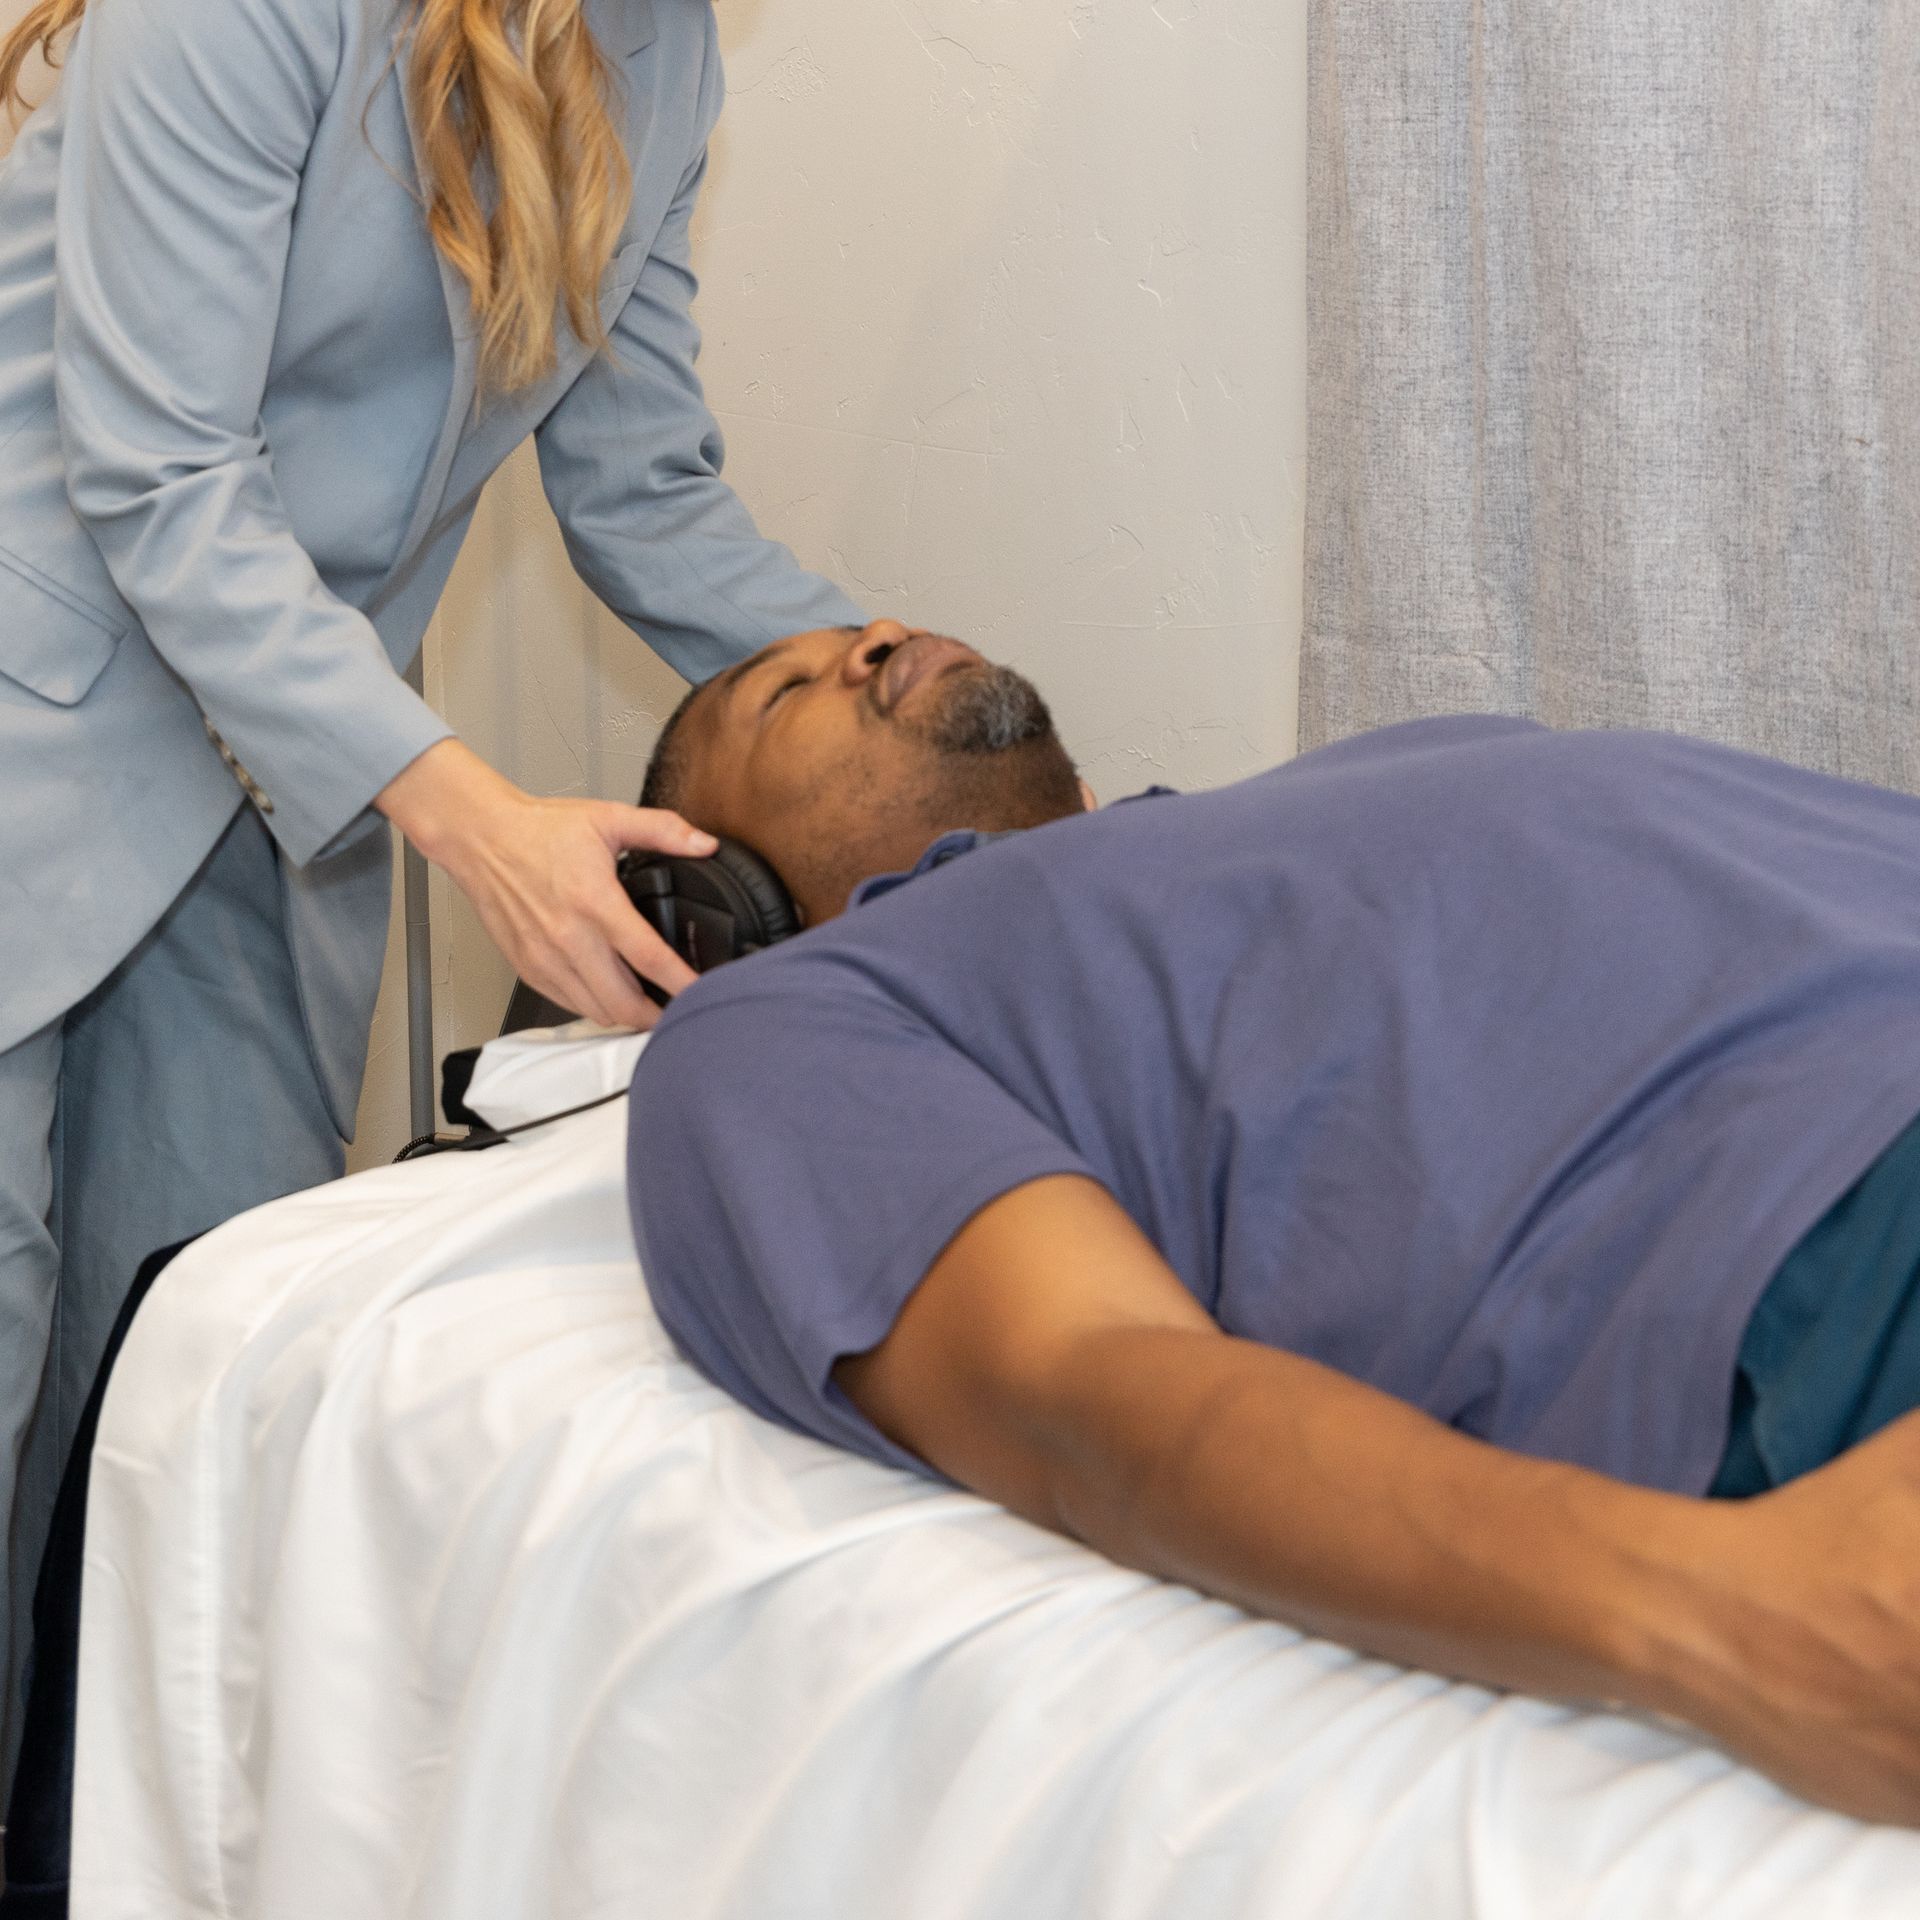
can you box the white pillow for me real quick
[461,1021,650,1131]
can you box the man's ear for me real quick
[1078,778,1098,813]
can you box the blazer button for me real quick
[203,717,273,812]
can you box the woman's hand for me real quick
[1656,1407,1920,1826]
[376,738,714,1029]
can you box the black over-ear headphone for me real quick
[500,837,799,1033]
[617,839,801,999]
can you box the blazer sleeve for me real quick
[51,0,452,867]
[533,25,866,685]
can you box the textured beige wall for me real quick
[2,0,1308,1168]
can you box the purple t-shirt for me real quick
[627,717,1920,1493]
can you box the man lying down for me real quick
[627,616,1920,1828]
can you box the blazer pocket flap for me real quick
[0,548,127,706]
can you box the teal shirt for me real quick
[1714,1113,1920,1496]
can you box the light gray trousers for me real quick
[0,807,347,1793]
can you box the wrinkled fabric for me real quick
[1303,1,1920,786]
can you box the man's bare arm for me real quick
[834,1174,1920,1825]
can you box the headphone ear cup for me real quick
[704,839,801,949]
[617,838,800,973]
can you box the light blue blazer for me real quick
[0,0,861,1130]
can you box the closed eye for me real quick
[764,674,808,712]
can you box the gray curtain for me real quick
[1302,1,1920,786]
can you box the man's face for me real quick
[667,620,1083,923]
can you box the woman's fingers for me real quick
[587,801,711,1001]
[520,890,665,1029]
[597,800,717,860]
[568,920,669,1030]
[600,888,699,1000]
[434,789,717,1028]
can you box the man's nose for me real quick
[841,618,913,687]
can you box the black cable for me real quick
[394,1085,630,1161]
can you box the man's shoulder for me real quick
[637,946,918,1076]
[1284,712,1546,774]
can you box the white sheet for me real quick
[71,1033,1920,1918]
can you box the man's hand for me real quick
[376,738,715,1029]
[1670,1413,1920,1826]
[835,1174,1920,1828]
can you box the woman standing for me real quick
[0,0,861,1779]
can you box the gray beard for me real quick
[914,664,1056,755]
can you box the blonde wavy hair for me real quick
[1,0,632,391]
